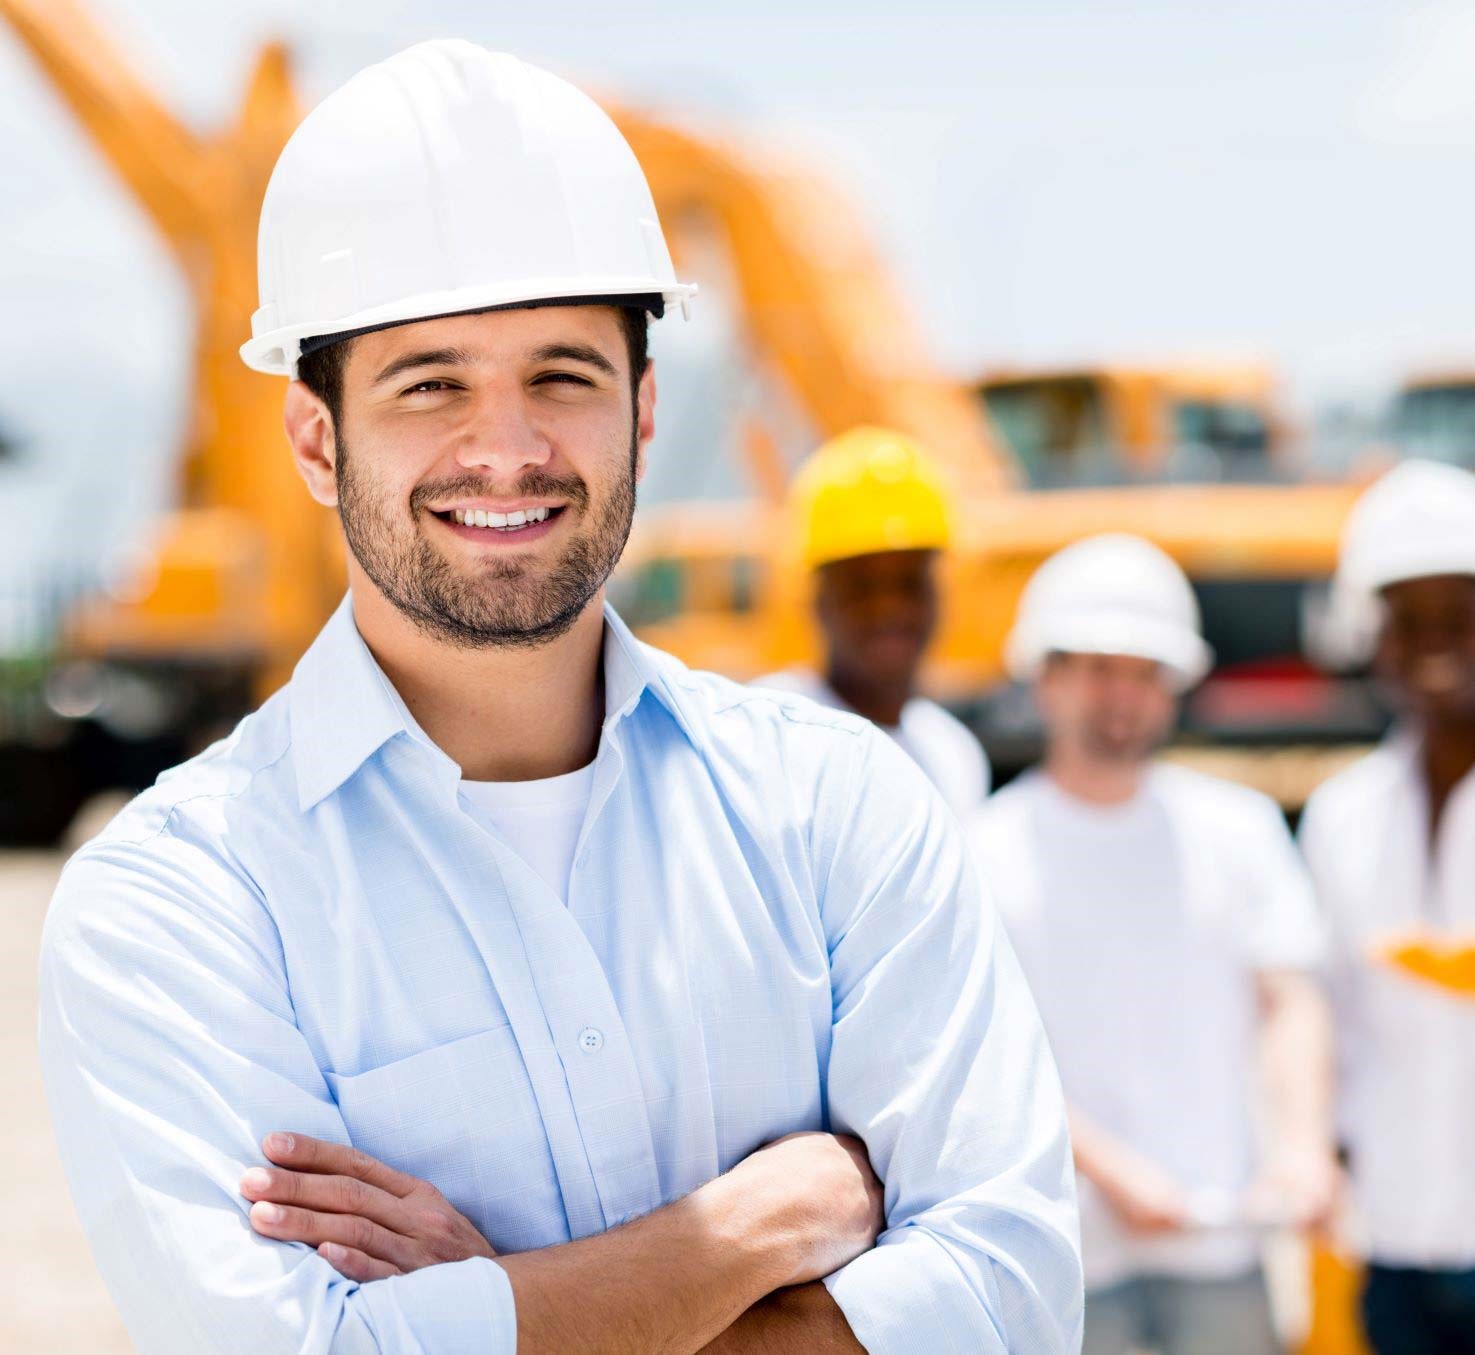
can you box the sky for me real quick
[4,0,1475,615]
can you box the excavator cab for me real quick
[978,365,1277,488]
[1389,374,1475,469]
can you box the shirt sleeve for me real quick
[813,730,1083,1354]
[37,828,517,1355]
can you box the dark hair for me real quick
[296,306,650,431]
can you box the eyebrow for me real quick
[371,340,620,388]
[371,347,476,388]
[531,343,619,378]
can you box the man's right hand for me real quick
[1091,1149,1190,1235]
[722,1132,886,1286]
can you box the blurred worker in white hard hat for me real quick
[756,427,989,818]
[971,533,1337,1355]
[37,40,1082,1355]
[1299,459,1475,1355]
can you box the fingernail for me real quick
[320,1243,345,1262]
[265,1133,295,1155]
[252,1202,284,1224]
[241,1168,272,1194]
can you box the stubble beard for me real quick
[335,429,638,650]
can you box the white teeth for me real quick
[449,505,553,529]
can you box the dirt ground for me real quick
[3,848,133,1353]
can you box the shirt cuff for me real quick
[823,1228,1005,1354]
[356,1256,516,1353]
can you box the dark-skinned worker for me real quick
[757,427,990,819]
[1300,459,1475,1355]
[36,41,1081,1355]
[971,533,1337,1355]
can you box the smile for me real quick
[443,505,554,531]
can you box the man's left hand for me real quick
[240,1132,496,1281]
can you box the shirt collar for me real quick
[289,594,683,812]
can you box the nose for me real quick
[451,392,553,477]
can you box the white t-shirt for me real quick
[460,760,597,905]
[971,764,1324,1291]
[753,669,990,819]
[1300,731,1475,1268]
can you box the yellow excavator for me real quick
[978,362,1282,486]
[0,4,1390,1348]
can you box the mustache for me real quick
[409,470,590,514]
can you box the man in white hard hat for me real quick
[1299,460,1475,1354]
[38,41,1081,1355]
[756,426,989,819]
[970,533,1337,1355]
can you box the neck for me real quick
[1420,713,1475,816]
[1044,742,1146,806]
[349,578,606,782]
[825,663,910,728]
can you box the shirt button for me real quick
[578,1026,604,1053]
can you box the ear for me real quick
[284,380,339,508]
[633,360,657,483]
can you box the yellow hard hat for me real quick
[791,426,953,570]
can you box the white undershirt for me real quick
[459,761,597,905]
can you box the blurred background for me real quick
[4,0,1475,1350]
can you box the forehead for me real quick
[1052,651,1167,682]
[1381,573,1475,619]
[820,549,937,588]
[342,304,628,385]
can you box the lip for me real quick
[431,506,564,547]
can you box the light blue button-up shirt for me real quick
[39,597,1082,1354]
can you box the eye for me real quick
[533,371,596,388]
[401,379,455,395]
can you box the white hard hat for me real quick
[1006,533,1213,690]
[1335,459,1475,597]
[240,41,696,377]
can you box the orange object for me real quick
[1379,937,1475,996]
[1301,1243,1373,1355]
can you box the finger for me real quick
[261,1133,419,1197]
[248,1200,416,1270]
[318,1241,402,1282]
[240,1166,410,1231]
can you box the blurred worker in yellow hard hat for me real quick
[755,426,989,818]
[971,533,1338,1355]
[1300,459,1475,1354]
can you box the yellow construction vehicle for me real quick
[977,362,1281,486]
[1387,368,1475,469]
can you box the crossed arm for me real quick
[240,1129,874,1353]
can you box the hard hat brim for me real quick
[1005,613,1215,692]
[241,277,698,377]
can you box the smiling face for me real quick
[1036,651,1178,767]
[1376,573,1475,726]
[815,549,939,700]
[286,305,654,649]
